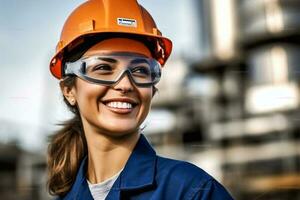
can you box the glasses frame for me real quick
[63,52,162,88]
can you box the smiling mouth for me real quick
[102,100,138,114]
[106,101,134,109]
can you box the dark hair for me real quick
[47,76,87,197]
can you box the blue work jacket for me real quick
[58,134,234,200]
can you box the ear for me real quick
[59,81,77,106]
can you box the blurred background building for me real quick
[1,0,300,199]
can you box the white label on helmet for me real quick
[117,18,137,27]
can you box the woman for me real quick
[47,0,234,199]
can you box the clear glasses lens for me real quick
[85,57,154,83]
[64,53,161,87]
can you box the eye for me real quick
[92,64,112,71]
[86,64,113,74]
[131,66,151,76]
[86,64,114,76]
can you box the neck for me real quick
[85,129,140,184]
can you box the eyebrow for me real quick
[96,57,118,63]
[130,58,150,65]
[93,57,150,65]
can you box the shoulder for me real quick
[156,155,212,183]
[155,155,234,200]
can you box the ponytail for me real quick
[47,76,87,197]
[47,70,157,197]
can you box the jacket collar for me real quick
[118,133,157,190]
[66,134,157,199]
[64,156,92,200]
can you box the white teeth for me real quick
[106,101,133,109]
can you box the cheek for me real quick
[139,88,153,114]
[141,86,152,99]
[75,82,108,111]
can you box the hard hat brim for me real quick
[50,30,172,79]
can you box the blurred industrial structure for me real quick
[1,0,300,199]
[0,132,48,200]
[147,0,300,199]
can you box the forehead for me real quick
[83,38,152,58]
[82,53,152,67]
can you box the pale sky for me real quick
[0,0,201,150]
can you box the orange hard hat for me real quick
[50,0,173,79]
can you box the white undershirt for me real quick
[87,169,123,200]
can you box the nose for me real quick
[113,71,134,93]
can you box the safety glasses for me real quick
[63,52,161,87]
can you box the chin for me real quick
[103,128,139,139]
[97,120,139,135]
[107,125,139,135]
[99,115,144,132]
